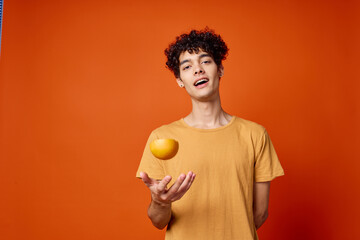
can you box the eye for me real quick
[202,60,211,64]
[183,65,191,70]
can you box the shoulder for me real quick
[232,116,266,136]
[149,119,185,137]
[232,116,270,150]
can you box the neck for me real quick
[184,95,232,129]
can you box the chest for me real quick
[162,131,256,180]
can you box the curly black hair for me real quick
[164,28,229,78]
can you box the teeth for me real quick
[195,79,208,86]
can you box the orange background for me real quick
[0,0,359,239]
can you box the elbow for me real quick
[260,210,269,223]
[148,214,168,230]
[151,221,168,230]
[147,211,169,230]
[263,210,269,220]
[254,210,269,229]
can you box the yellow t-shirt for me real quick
[136,116,284,240]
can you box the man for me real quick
[136,28,284,240]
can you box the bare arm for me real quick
[253,181,270,230]
[140,171,196,229]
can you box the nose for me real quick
[194,64,204,75]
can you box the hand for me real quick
[140,171,196,205]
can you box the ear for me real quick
[176,78,184,88]
[218,65,224,78]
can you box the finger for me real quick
[166,173,187,195]
[172,173,195,201]
[157,175,172,192]
[185,173,196,191]
[140,172,153,187]
[177,172,194,193]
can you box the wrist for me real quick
[151,198,172,208]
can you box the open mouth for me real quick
[194,78,209,87]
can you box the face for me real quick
[177,49,224,102]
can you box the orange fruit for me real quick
[150,139,179,160]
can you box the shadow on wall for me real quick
[274,183,331,239]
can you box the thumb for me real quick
[140,172,153,187]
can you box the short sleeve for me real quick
[254,130,285,182]
[136,131,166,180]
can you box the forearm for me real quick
[254,210,268,230]
[147,199,172,229]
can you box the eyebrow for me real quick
[179,53,211,66]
